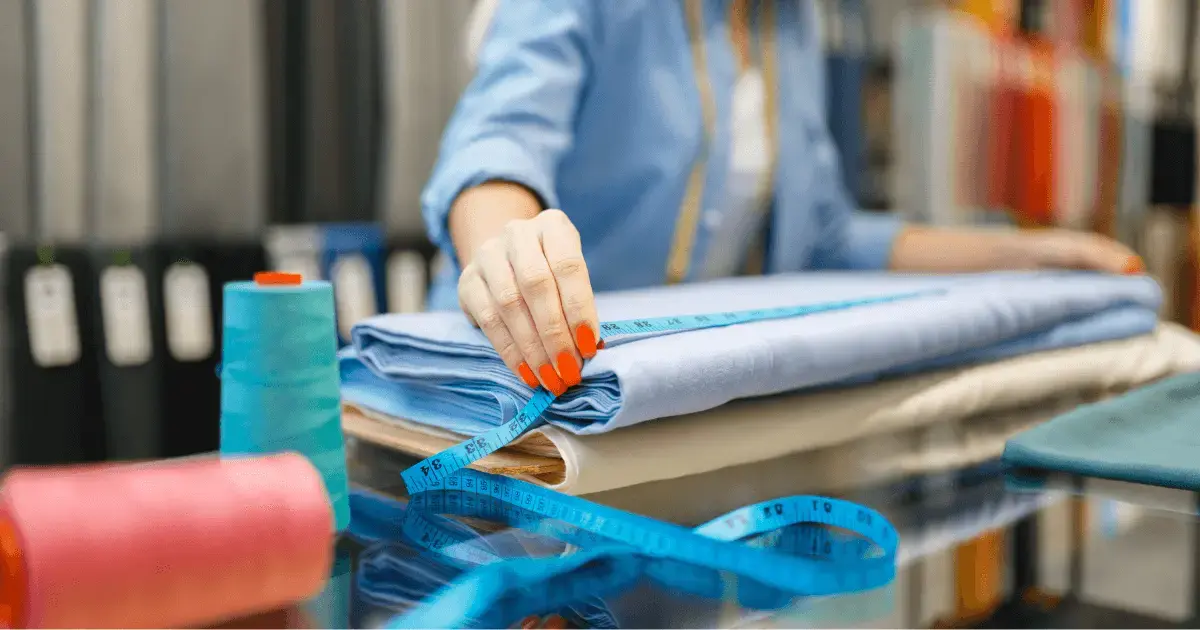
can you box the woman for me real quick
[421,0,1141,396]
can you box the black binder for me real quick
[4,246,105,464]
[87,247,165,461]
[156,238,266,457]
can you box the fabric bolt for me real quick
[342,271,1161,438]
[343,323,1200,495]
[1003,369,1200,491]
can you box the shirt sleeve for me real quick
[804,122,905,270]
[420,0,597,270]
[809,194,905,271]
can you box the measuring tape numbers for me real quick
[386,469,899,628]
[399,289,942,493]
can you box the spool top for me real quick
[254,272,303,286]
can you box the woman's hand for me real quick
[1002,228,1143,274]
[456,208,600,395]
[890,226,1144,274]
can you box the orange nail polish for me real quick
[575,324,597,359]
[542,616,567,629]
[597,339,606,350]
[520,616,540,629]
[1122,256,1145,275]
[557,351,581,387]
[517,363,539,389]
[538,364,566,395]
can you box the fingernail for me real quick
[1122,255,1145,275]
[520,616,540,629]
[538,364,566,396]
[557,351,581,387]
[542,616,567,629]
[517,362,539,389]
[597,339,606,350]
[575,324,597,359]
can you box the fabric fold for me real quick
[343,271,1162,438]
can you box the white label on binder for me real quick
[388,250,427,314]
[25,264,81,368]
[333,253,377,339]
[164,262,214,362]
[100,266,153,367]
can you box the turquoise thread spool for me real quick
[219,273,350,531]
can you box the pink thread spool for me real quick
[0,452,334,628]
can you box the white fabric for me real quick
[352,324,1200,500]
[703,69,772,278]
[464,0,498,70]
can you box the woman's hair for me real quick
[464,0,500,69]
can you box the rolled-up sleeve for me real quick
[420,0,596,269]
[840,209,905,270]
[806,133,905,270]
[807,170,906,271]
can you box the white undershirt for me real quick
[702,68,772,278]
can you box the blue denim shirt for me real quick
[421,0,903,310]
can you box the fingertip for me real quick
[1122,255,1145,275]
[538,364,567,396]
[575,324,597,359]
[556,351,582,387]
[517,362,540,389]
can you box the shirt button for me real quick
[703,209,722,230]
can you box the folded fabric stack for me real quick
[340,271,1194,527]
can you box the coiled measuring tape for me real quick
[383,470,898,628]
[390,486,884,625]
[400,289,942,493]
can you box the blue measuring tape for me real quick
[381,470,898,628]
[400,289,941,493]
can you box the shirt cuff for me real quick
[421,136,560,271]
[842,211,906,270]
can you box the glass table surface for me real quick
[224,440,1200,629]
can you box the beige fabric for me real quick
[347,324,1200,499]
[586,400,1066,525]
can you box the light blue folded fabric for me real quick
[342,271,1161,437]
